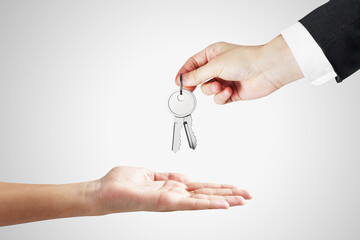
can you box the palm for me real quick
[98,167,251,213]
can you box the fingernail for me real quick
[181,73,189,85]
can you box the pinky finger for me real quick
[214,87,232,105]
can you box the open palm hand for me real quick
[97,166,251,214]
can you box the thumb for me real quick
[182,60,221,87]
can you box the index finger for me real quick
[175,43,224,91]
[186,182,238,191]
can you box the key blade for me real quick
[184,115,197,150]
[172,117,183,153]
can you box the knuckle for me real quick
[211,41,228,52]
[211,41,226,49]
[168,172,176,179]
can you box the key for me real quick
[168,89,197,153]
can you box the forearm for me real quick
[0,181,100,226]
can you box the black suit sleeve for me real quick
[299,0,360,82]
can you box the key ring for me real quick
[180,73,183,95]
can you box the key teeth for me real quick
[184,116,197,150]
[174,137,181,153]
[172,119,183,153]
[186,125,197,150]
[173,130,181,153]
[190,130,197,150]
[193,135,197,149]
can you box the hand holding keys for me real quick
[168,74,197,153]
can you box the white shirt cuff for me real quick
[281,22,337,85]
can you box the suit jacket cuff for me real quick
[281,22,337,85]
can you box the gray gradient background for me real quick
[0,0,360,239]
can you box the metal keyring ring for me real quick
[180,73,183,95]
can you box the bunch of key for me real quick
[168,74,197,153]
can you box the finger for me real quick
[214,87,232,105]
[190,194,245,206]
[176,198,229,210]
[191,188,252,199]
[179,60,221,87]
[186,182,238,191]
[154,172,190,183]
[224,196,246,206]
[191,193,225,200]
[233,77,279,101]
[182,85,197,92]
[175,42,225,86]
[201,80,221,96]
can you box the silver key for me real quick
[168,89,197,153]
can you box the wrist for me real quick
[61,180,102,218]
[80,180,103,216]
[258,35,304,87]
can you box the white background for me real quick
[1,0,360,239]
